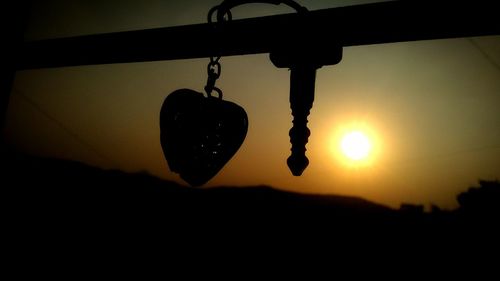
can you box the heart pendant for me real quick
[160,89,248,186]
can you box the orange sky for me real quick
[6,0,500,209]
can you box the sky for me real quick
[6,0,500,209]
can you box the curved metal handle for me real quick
[210,0,307,23]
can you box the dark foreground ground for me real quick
[3,149,499,258]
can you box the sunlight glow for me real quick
[341,131,371,161]
[328,120,381,168]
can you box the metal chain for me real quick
[204,0,307,98]
[205,3,231,99]
[204,56,223,98]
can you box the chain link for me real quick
[208,5,232,24]
[204,58,222,98]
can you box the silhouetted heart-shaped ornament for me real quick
[160,89,248,186]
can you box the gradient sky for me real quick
[6,0,500,209]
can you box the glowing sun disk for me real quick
[341,131,372,161]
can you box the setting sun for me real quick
[328,121,381,167]
[341,131,372,161]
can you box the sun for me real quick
[340,131,372,161]
[327,121,380,167]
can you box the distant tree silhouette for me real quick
[457,180,500,219]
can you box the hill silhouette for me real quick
[3,149,499,247]
[4,149,392,218]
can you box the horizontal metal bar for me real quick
[18,1,500,69]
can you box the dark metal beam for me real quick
[18,1,500,69]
